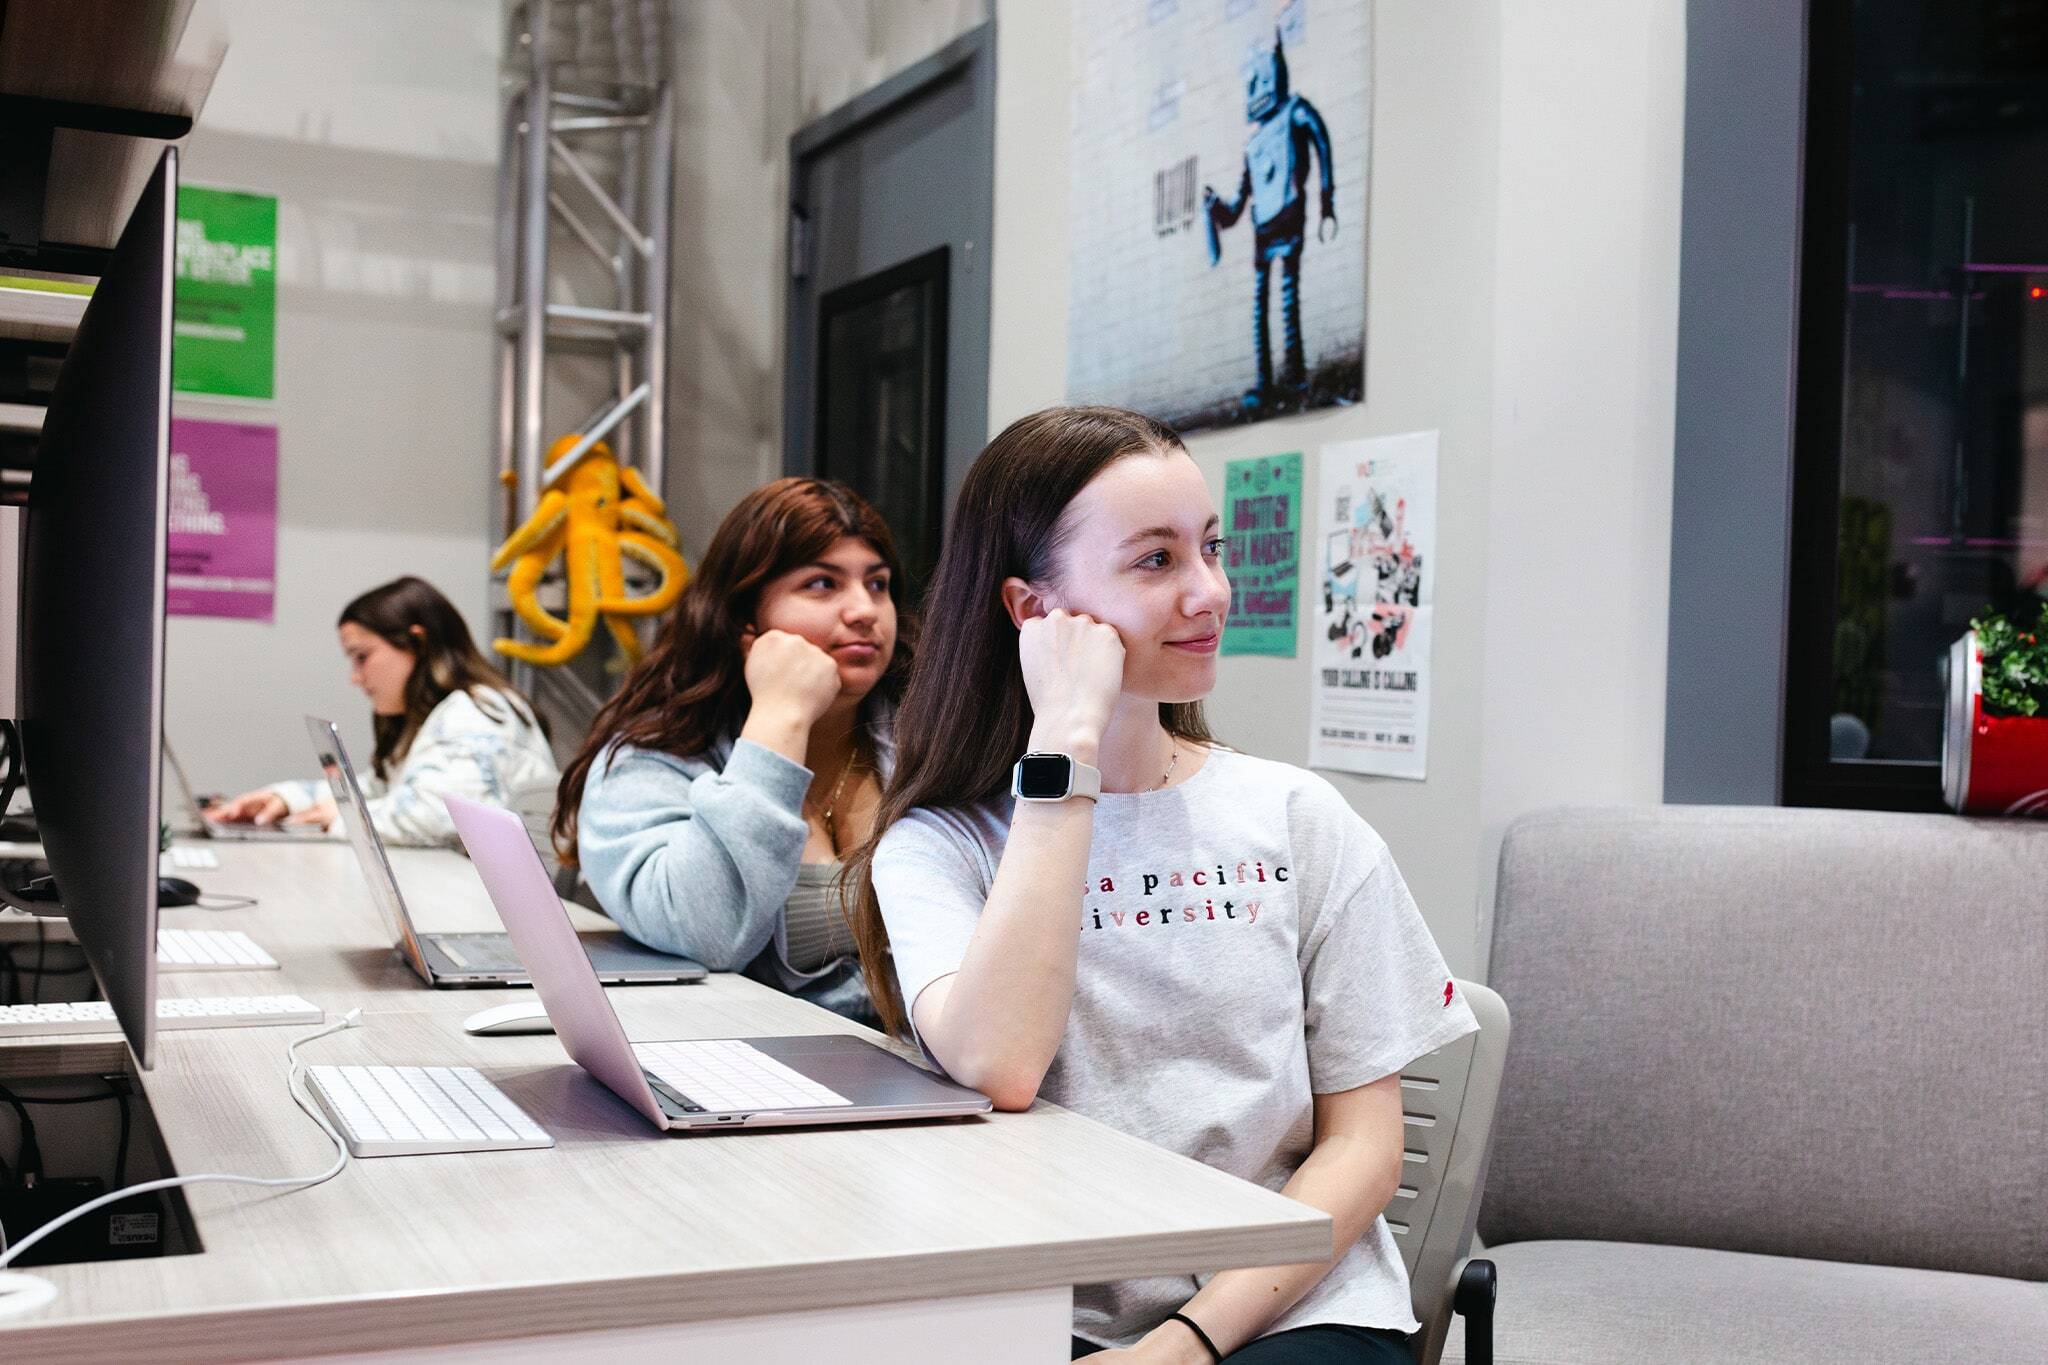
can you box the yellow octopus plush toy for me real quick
[491,435,689,667]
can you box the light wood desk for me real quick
[0,840,1329,1362]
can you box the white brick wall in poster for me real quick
[1066,0,1370,431]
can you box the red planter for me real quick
[1944,632,2048,816]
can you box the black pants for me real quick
[1073,1323,1413,1363]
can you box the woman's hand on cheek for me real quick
[1019,609,1124,754]
[743,628,845,727]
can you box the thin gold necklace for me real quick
[1152,738,1180,792]
[811,748,862,849]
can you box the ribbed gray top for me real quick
[779,861,858,974]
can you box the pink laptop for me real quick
[442,794,991,1132]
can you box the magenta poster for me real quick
[167,417,278,621]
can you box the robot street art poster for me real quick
[1310,432,1435,780]
[1221,452,1302,656]
[1068,0,1369,433]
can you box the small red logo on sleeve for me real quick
[1443,980,1455,1008]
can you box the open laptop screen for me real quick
[304,715,433,980]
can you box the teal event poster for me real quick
[1221,452,1302,656]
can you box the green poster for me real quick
[173,186,276,399]
[1221,451,1302,656]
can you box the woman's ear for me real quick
[1000,576,1050,629]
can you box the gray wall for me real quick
[1664,0,1808,805]
[660,0,989,559]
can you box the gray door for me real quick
[784,25,995,590]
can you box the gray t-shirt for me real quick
[873,746,1479,1349]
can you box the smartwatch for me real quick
[1012,752,1102,803]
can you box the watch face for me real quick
[1015,754,1074,800]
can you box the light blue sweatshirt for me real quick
[575,715,893,1026]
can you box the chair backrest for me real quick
[1479,805,2048,1281]
[1401,979,1510,1365]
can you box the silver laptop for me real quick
[305,716,704,988]
[442,792,992,1132]
[164,737,332,842]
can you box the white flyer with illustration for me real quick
[1309,432,1436,779]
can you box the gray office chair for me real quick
[1394,979,1508,1365]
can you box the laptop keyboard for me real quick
[428,933,525,972]
[635,1038,852,1113]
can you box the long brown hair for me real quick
[552,477,913,864]
[844,406,1213,1034]
[338,576,545,780]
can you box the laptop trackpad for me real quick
[746,1034,880,1059]
[745,1036,967,1104]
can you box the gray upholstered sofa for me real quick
[1444,805,2048,1364]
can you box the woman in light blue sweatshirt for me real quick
[552,478,911,1026]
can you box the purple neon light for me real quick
[1845,285,1986,300]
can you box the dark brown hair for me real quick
[552,477,913,864]
[844,406,1212,1034]
[338,576,544,780]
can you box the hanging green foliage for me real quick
[1972,603,2048,718]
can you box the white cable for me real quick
[0,1008,361,1309]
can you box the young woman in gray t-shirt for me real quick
[848,407,1476,1362]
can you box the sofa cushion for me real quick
[1441,1240,2048,1365]
[1480,806,2048,1279]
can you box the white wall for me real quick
[648,0,1686,978]
[1474,2,1684,954]
[988,0,1683,975]
[163,0,501,796]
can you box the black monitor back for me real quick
[21,149,176,1067]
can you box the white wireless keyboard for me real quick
[305,1065,554,1157]
[163,846,220,870]
[0,994,323,1037]
[157,928,278,971]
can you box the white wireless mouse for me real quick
[462,1001,556,1036]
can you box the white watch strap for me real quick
[1066,759,1102,801]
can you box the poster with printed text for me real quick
[167,418,278,621]
[1309,431,1435,779]
[173,186,277,399]
[1067,0,1370,434]
[1221,451,1302,655]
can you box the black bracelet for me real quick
[1168,1311,1222,1363]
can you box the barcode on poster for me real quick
[1154,156,1197,237]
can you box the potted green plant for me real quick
[1943,603,2048,815]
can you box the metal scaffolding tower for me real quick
[494,0,673,713]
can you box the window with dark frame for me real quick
[1785,0,2048,810]
[814,247,950,600]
